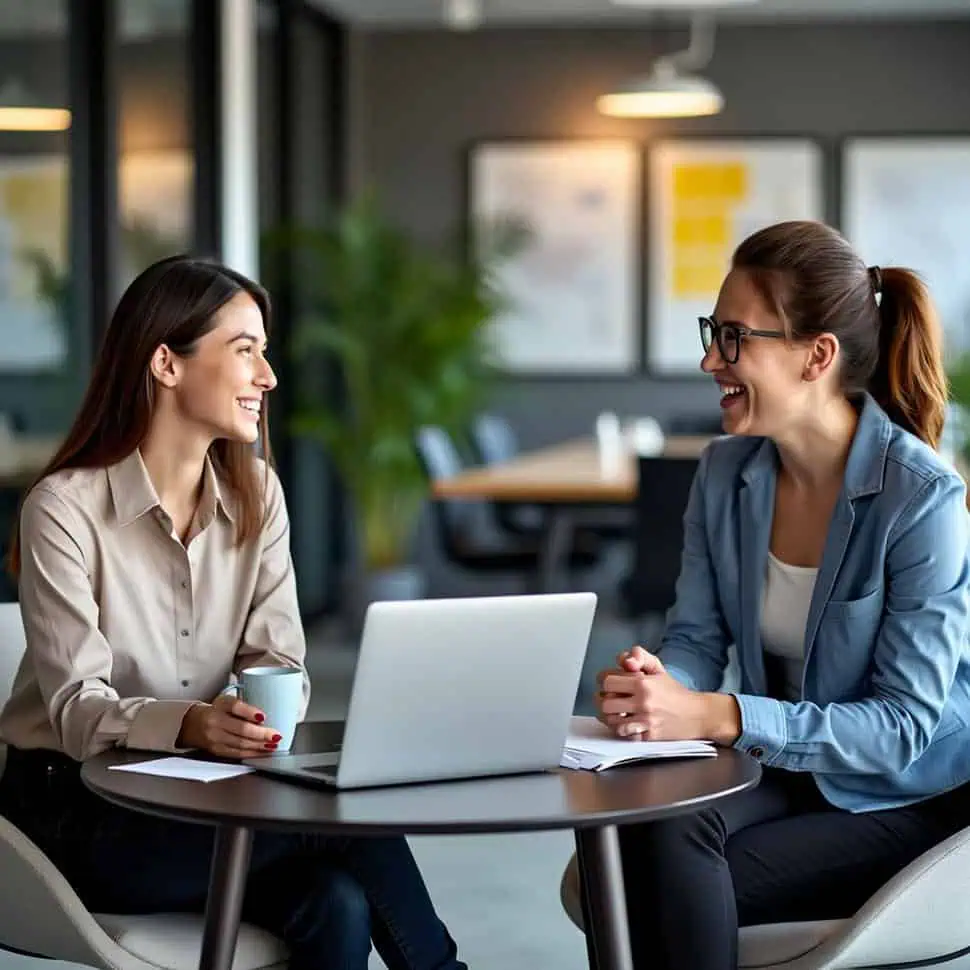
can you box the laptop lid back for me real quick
[335,592,597,789]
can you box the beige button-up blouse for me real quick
[0,450,309,761]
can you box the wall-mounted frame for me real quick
[841,135,970,359]
[467,138,641,375]
[647,137,825,376]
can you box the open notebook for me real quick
[561,716,716,771]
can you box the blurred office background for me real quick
[2,2,970,967]
[2,0,970,618]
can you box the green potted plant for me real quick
[947,352,970,469]
[267,195,525,620]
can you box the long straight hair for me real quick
[9,255,275,575]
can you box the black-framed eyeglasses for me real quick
[698,316,786,365]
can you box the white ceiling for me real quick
[314,0,970,26]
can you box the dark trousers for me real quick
[0,748,466,970]
[619,768,970,970]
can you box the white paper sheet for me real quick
[108,757,254,783]
[561,716,716,770]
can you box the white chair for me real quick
[0,602,288,970]
[560,822,970,969]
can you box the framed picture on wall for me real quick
[841,136,970,359]
[467,139,641,374]
[647,137,825,375]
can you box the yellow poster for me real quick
[671,161,748,299]
[648,139,824,374]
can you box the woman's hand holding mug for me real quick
[177,693,283,758]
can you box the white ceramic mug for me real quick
[221,666,303,752]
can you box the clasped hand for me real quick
[596,645,723,743]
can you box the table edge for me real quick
[81,755,762,837]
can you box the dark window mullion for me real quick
[69,0,118,354]
[191,0,221,257]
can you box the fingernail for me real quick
[254,713,265,723]
[272,734,282,742]
[264,742,278,750]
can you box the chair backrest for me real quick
[0,601,27,775]
[470,414,547,536]
[414,426,478,555]
[471,413,519,466]
[665,413,724,436]
[622,456,698,616]
[0,601,26,716]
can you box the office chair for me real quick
[559,825,970,969]
[468,413,546,537]
[415,425,600,587]
[470,413,629,542]
[617,456,698,639]
[665,413,725,436]
[0,603,288,970]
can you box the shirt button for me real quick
[749,746,765,759]
[180,629,190,637]
[180,580,189,590]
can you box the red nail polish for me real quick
[272,734,282,743]
[254,713,264,723]
[264,742,277,750]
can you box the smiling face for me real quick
[152,291,277,445]
[702,269,832,438]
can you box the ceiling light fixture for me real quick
[597,14,724,119]
[0,79,70,132]
[443,0,483,31]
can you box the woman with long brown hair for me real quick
[0,255,467,970]
[595,221,970,969]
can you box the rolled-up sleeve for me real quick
[233,466,309,718]
[18,487,197,760]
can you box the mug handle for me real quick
[219,683,241,699]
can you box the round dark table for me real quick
[82,721,760,970]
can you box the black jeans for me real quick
[619,768,970,970]
[0,747,466,970]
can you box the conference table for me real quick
[431,434,713,591]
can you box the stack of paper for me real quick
[561,716,716,771]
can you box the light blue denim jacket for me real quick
[658,394,970,812]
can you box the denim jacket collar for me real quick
[739,393,892,500]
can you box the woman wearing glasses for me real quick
[595,220,970,970]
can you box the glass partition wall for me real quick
[0,0,347,613]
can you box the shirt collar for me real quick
[107,449,236,527]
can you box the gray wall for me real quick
[350,18,970,595]
[353,18,970,447]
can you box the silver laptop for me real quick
[246,592,597,790]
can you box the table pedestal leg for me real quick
[199,824,254,970]
[537,508,573,593]
[575,826,633,970]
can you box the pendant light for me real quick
[597,14,724,119]
[0,79,71,132]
